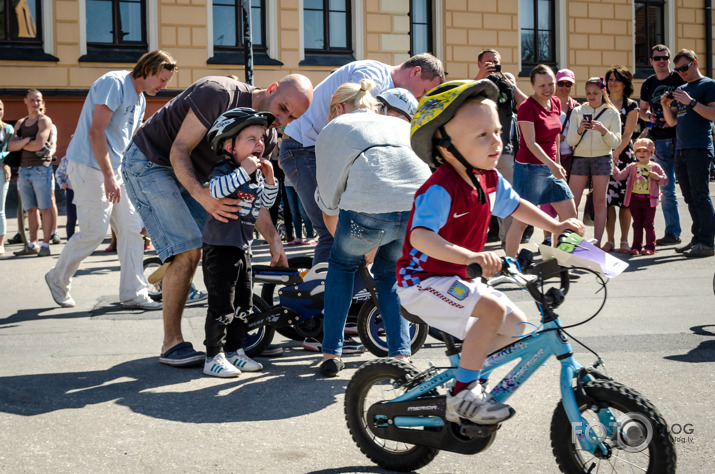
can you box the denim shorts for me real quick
[18,165,53,210]
[513,161,573,206]
[121,143,208,262]
[571,155,613,176]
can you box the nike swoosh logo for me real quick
[453,212,469,218]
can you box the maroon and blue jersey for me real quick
[397,163,520,288]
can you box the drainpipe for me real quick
[707,0,713,78]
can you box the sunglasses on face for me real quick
[557,81,572,87]
[652,55,670,62]
[674,61,693,73]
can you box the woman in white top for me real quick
[566,77,621,247]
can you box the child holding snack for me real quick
[201,108,278,377]
[612,138,667,255]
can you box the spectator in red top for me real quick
[504,64,577,257]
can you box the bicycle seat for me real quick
[400,306,427,325]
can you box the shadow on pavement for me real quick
[0,355,348,422]
[664,324,715,363]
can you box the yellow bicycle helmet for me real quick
[410,79,499,203]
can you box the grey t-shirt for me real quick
[131,76,277,182]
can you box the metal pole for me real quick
[706,0,713,77]
[241,0,254,85]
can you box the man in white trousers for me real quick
[45,50,176,309]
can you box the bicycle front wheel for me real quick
[143,257,164,302]
[344,359,439,472]
[550,380,676,473]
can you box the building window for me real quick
[304,0,351,53]
[86,0,146,48]
[0,0,42,44]
[520,0,555,66]
[409,0,432,55]
[635,0,665,70]
[213,0,265,51]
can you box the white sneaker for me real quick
[122,295,162,310]
[226,349,263,372]
[446,382,515,424]
[203,353,241,378]
[45,270,75,307]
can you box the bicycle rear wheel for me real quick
[356,300,427,357]
[259,255,313,341]
[242,295,275,357]
[550,380,676,473]
[345,359,439,471]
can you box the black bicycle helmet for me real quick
[207,107,275,154]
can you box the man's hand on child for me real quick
[196,188,239,223]
[467,251,502,278]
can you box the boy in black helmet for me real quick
[201,107,278,377]
[397,80,584,423]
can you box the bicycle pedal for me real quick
[458,420,500,438]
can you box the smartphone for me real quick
[583,113,592,122]
[493,64,502,72]
[666,91,674,99]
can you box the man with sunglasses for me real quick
[639,44,684,246]
[661,49,715,258]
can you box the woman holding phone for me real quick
[566,77,622,248]
[504,64,577,257]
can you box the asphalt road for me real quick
[0,184,713,473]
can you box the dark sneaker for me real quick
[7,233,23,245]
[38,245,51,257]
[656,233,681,245]
[683,243,714,258]
[319,358,345,377]
[674,241,696,254]
[14,246,38,256]
[49,232,61,245]
[343,337,366,354]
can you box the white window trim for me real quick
[78,0,157,55]
[353,0,363,60]
[433,0,443,59]
[41,0,53,55]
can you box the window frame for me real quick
[85,0,148,50]
[409,0,433,56]
[634,0,666,72]
[213,0,267,53]
[303,0,352,55]
[0,0,43,46]
[519,0,556,68]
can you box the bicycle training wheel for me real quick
[344,359,439,471]
[550,380,676,473]
[143,257,164,302]
[356,300,428,357]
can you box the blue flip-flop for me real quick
[159,342,205,367]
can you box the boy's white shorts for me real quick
[398,275,517,341]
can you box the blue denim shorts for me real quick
[513,161,573,206]
[18,165,53,210]
[122,143,208,262]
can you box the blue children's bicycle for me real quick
[344,253,676,473]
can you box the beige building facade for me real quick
[1,0,713,156]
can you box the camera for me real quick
[493,64,501,72]
[583,113,592,122]
[666,91,674,99]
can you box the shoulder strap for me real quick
[572,107,607,152]
[561,107,574,135]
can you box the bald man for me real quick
[122,74,313,367]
